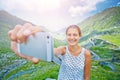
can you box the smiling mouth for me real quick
[69,40,76,43]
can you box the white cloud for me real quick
[68,0,105,17]
[1,0,61,12]
[117,1,120,5]
[0,0,64,31]
[0,0,105,31]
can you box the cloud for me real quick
[0,0,61,12]
[0,0,106,31]
[117,1,120,5]
[68,0,105,17]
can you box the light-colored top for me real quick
[58,46,85,80]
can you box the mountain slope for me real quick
[0,10,32,29]
[0,10,34,39]
[78,7,120,35]
[55,7,120,42]
[0,7,120,80]
[0,10,51,39]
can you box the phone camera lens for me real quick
[47,36,49,39]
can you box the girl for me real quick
[8,23,91,80]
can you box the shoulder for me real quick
[54,46,66,55]
[84,49,92,66]
[84,49,91,58]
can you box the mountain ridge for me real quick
[0,10,49,33]
[55,7,120,36]
[0,10,32,28]
[78,6,120,35]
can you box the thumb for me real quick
[23,27,43,36]
[32,27,43,35]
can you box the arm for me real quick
[8,23,66,64]
[84,50,92,80]
[54,46,66,56]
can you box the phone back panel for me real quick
[18,32,53,62]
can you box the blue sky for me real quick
[0,0,120,32]
[93,0,120,14]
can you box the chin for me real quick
[68,42,77,46]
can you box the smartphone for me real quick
[17,32,54,62]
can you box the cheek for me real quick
[66,37,69,41]
[66,36,70,39]
[75,37,80,41]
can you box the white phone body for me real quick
[17,32,54,62]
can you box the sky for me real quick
[0,0,120,32]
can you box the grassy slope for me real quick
[78,7,120,35]
[99,34,120,46]
[77,7,120,80]
[0,10,58,80]
[1,7,120,80]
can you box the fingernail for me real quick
[17,40,21,43]
[23,30,31,36]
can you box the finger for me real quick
[17,23,33,43]
[18,53,40,64]
[31,26,43,35]
[10,41,19,55]
[31,57,40,64]
[8,30,13,39]
[12,25,22,41]
[23,23,33,28]
[8,25,22,41]
[24,26,43,36]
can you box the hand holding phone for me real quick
[17,32,54,62]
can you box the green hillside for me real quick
[0,10,62,80]
[0,7,120,80]
[78,7,120,35]
[0,10,28,27]
[0,10,33,41]
[0,10,48,37]
[100,34,120,46]
[79,7,120,80]
[0,10,34,57]
[79,7,120,48]
[0,10,32,29]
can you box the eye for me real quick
[67,34,71,36]
[73,34,77,36]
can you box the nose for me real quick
[70,35,74,39]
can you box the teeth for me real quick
[70,40,74,43]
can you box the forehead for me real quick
[67,28,79,34]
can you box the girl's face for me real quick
[66,28,80,46]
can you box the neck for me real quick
[68,44,80,52]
